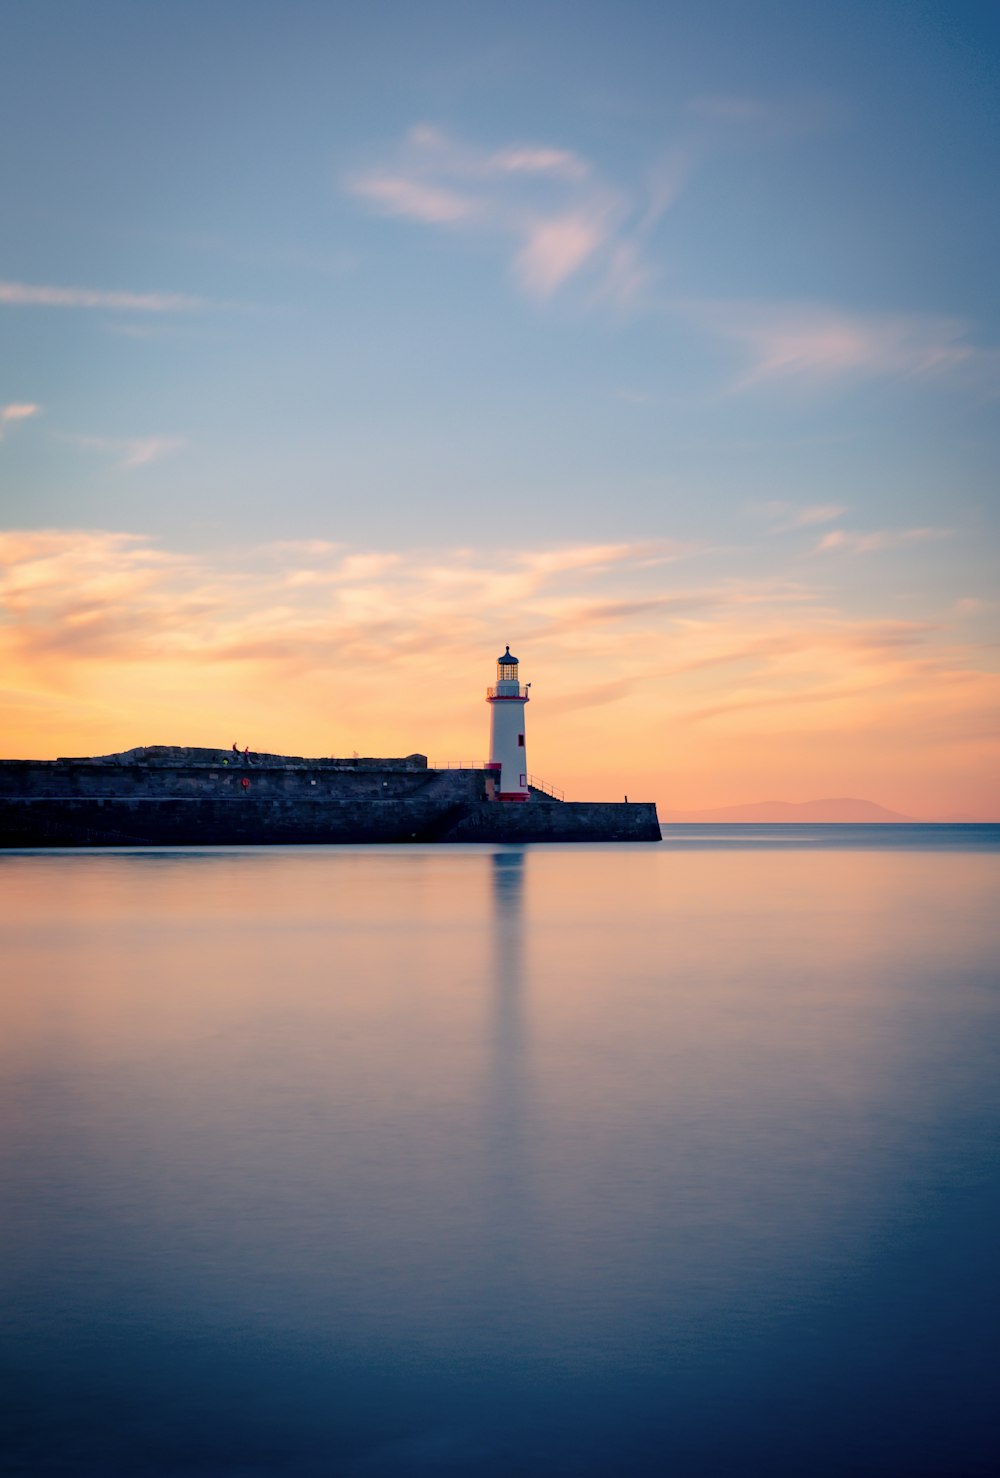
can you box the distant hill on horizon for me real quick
[661,797,914,824]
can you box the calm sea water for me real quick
[2,828,998,1476]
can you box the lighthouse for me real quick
[486,645,530,801]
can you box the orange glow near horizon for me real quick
[1,529,998,819]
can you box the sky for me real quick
[1,0,998,817]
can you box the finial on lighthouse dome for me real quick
[497,644,518,665]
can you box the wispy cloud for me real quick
[348,124,676,303]
[350,130,999,405]
[0,531,958,688]
[60,434,186,470]
[682,299,989,390]
[490,146,589,180]
[0,279,206,312]
[0,532,684,673]
[954,596,997,616]
[349,174,477,224]
[396,124,590,184]
[0,403,40,439]
[756,501,847,532]
[513,212,612,297]
[815,527,952,555]
[686,90,847,136]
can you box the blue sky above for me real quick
[1,1,998,810]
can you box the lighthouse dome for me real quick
[496,645,519,665]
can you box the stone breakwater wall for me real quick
[444,802,661,844]
[0,795,662,846]
[0,752,661,845]
[0,748,433,799]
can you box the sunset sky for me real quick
[1,1,998,817]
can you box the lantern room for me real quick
[495,645,521,693]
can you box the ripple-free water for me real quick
[2,831,998,1476]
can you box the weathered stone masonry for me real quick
[0,748,661,846]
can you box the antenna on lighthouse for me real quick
[485,644,530,801]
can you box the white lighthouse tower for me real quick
[486,645,530,801]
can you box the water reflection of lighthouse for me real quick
[484,848,533,1237]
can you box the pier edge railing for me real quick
[430,761,565,802]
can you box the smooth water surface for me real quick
[2,831,999,1475]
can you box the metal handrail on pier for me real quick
[528,774,565,801]
[429,761,564,801]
